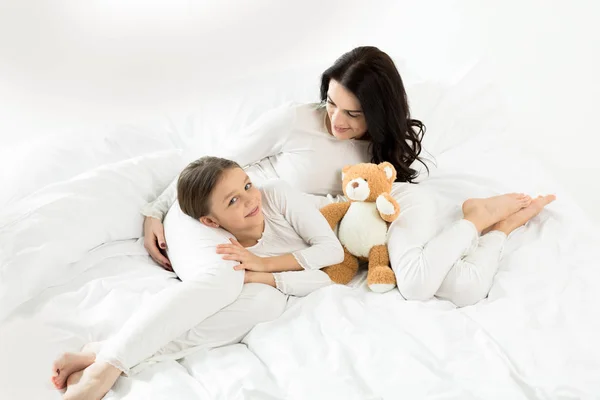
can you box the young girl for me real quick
[52,156,344,400]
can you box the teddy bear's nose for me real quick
[352,182,359,188]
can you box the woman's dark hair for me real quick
[320,46,427,183]
[177,156,240,219]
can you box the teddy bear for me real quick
[320,162,400,293]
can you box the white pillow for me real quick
[408,61,508,158]
[0,120,179,209]
[0,150,184,321]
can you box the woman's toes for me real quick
[543,194,557,204]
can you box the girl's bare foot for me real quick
[463,193,532,232]
[50,352,96,390]
[62,361,122,400]
[487,195,556,236]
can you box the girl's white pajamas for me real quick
[95,180,342,374]
[101,103,509,375]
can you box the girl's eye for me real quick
[347,111,358,118]
[245,183,252,190]
[326,99,335,107]
[229,197,238,206]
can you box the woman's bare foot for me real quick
[463,193,532,232]
[487,195,556,236]
[62,361,122,400]
[50,352,96,390]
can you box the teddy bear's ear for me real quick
[341,165,352,181]
[378,162,397,182]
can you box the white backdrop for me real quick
[1,0,599,223]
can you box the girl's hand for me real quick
[216,238,270,272]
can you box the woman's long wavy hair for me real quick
[320,46,427,183]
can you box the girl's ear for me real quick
[200,216,220,229]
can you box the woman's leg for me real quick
[388,185,533,302]
[437,194,557,306]
[435,230,507,307]
[390,188,555,306]
[61,283,287,400]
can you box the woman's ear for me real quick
[199,216,220,228]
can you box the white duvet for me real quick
[1,66,599,399]
[1,132,599,400]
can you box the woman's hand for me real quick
[216,238,269,272]
[143,216,172,271]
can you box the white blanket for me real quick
[0,132,598,400]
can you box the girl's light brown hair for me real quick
[177,156,240,219]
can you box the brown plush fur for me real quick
[319,162,401,289]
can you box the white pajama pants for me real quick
[388,184,507,307]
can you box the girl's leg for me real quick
[60,284,287,400]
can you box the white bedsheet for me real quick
[1,132,598,400]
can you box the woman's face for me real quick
[200,167,264,234]
[325,79,368,140]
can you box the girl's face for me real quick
[199,167,264,234]
[325,79,368,140]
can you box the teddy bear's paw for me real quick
[369,282,396,293]
[376,194,396,216]
[367,266,397,293]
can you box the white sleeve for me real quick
[387,185,479,301]
[139,104,296,221]
[263,180,344,270]
[96,204,244,373]
[273,269,332,297]
[140,176,178,220]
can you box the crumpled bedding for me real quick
[1,131,598,400]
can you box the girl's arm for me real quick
[265,180,345,271]
[246,270,333,298]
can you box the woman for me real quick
[54,156,344,399]
[145,46,554,304]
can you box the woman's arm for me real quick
[141,177,178,220]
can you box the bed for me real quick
[1,65,599,400]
